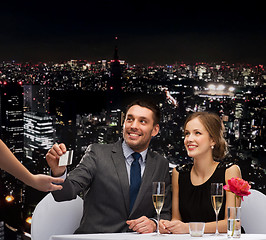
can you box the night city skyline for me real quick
[0,1,265,239]
[0,57,265,239]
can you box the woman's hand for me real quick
[159,220,171,234]
[29,174,64,192]
[160,219,189,234]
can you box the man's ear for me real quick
[151,124,160,137]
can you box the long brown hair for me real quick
[184,112,228,160]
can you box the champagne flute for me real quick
[211,183,224,236]
[152,182,165,235]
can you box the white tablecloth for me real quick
[49,232,266,240]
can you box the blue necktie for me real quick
[129,152,141,212]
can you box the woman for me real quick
[160,112,241,234]
[0,139,64,192]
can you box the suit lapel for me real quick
[111,140,130,214]
[130,150,156,215]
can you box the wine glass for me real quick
[152,182,165,235]
[211,183,224,236]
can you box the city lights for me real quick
[25,216,32,225]
[5,195,14,203]
[217,84,225,91]
[208,84,216,90]
[229,86,235,92]
[0,60,265,238]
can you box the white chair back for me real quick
[241,189,266,234]
[31,193,83,240]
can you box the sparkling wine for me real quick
[152,182,165,235]
[152,194,165,214]
[211,195,223,213]
[211,183,224,236]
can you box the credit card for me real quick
[58,150,73,166]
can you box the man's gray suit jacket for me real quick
[52,139,171,234]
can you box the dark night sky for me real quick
[0,1,265,65]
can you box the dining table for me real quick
[49,232,266,240]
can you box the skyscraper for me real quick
[23,84,55,173]
[24,112,55,165]
[0,83,24,161]
[107,37,123,109]
[23,85,50,114]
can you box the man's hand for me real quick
[126,216,156,234]
[46,143,67,177]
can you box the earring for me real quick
[211,145,214,149]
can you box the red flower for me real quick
[223,177,251,201]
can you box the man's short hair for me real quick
[125,99,161,125]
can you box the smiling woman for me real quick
[184,117,216,160]
[159,111,242,235]
[184,112,228,160]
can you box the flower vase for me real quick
[227,207,241,238]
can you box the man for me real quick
[46,99,171,234]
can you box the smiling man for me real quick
[123,102,160,153]
[46,99,171,234]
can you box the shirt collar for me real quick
[122,140,147,163]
